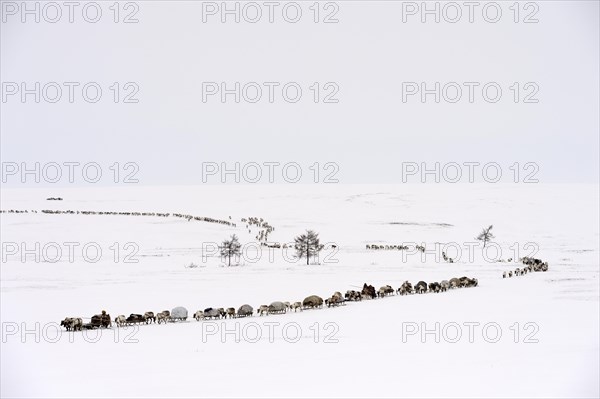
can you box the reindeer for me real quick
[114,315,127,327]
[428,282,441,293]
[397,281,413,295]
[257,305,269,316]
[144,312,156,324]
[157,310,170,324]
[415,281,427,294]
[440,280,450,292]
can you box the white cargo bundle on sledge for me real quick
[170,306,188,321]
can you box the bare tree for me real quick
[220,234,241,266]
[476,225,495,248]
[294,230,324,265]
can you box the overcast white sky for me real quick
[1,1,598,185]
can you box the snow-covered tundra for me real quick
[1,184,598,398]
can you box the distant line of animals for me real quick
[46,197,63,201]
[261,242,293,249]
[59,278,478,331]
[260,242,337,250]
[366,244,425,252]
[503,257,549,278]
[243,217,275,242]
[442,251,454,263]
[0,209,235,227]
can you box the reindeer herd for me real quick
[366,244,425,252]
[503,257,549,278]
[242,216,275,243]
[2,210,288,243]
[0,209,235,227]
